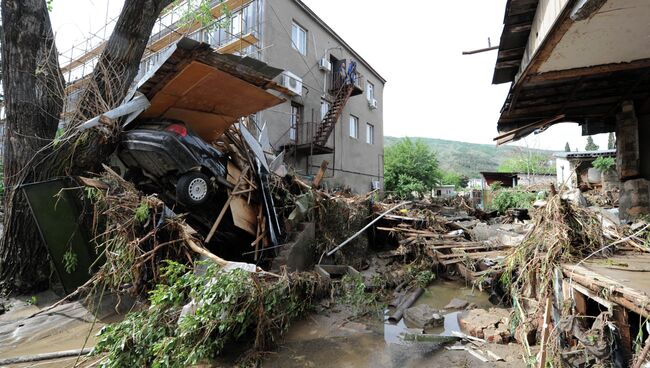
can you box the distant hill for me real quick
[384,137,556,178]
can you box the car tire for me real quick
[176,172,212,207]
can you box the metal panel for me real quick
[22,178,99,294]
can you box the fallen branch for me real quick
[0,348,92,365]
[326,201,411,257]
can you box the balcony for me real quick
[282,122,334,155]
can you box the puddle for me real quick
[261,280,509,368]
[383,280,493,343]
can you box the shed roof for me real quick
[554,149,615,159]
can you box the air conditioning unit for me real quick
[280,71,303,96]
[368,98,378,110]
[318,58,332,72]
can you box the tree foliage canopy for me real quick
[585,136,599,151]
[384,138,442,198]
[497,152,554,175]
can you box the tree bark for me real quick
[0,0,174,293]
[66,0,173,174]
[0,0,65,292]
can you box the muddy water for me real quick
[262,281,523,368]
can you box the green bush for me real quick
[592,156,615,172]
[384,138,442,198]
[490,188,536,214]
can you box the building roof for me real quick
[554,149,616,159]
[292,0,387,84]
[492,0,539,84]
[480,172,519,178]
[492,0,650,144]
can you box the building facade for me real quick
[59,0,386,193]
[259,0,386,193]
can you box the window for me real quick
[367,82,374,101]
[290,103,301,141]
[366,123,374,144]
[231,12,242,37]
[320,100,330,121]
[291,22,307,55]
[349,115,359,139]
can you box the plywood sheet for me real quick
[140,61,283,141]
[230,197,257,235]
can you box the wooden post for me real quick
[537,297,552,368]
[312,160,329,188]
[613,306,632,364]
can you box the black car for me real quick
[118,120,231,207]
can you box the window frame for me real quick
[320,100,330,121]
[291,21,307,55]
[349,115,359,139]
[366,123,374,144]
[367,82,374,101]
[289,103,302,142]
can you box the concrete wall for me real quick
[257,0,385,193]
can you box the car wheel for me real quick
[176,172,212,207]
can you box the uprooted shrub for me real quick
[500,193,608,365]
[93,261,328,367]
[82,171,194,298]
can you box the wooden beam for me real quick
[613,306,632,364]
[216,33,259,54]
[527,59,650,84]
[312,160,329,188]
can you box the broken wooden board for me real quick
[563,252,650,318]
[230,196,257,236]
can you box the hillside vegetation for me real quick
[384,137,555,178]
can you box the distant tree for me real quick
[564,142,571,152]
[441,172,469,189]
[498,152,554,175]
[585,136,599,151]
[384,138,442,198]
[607,133,616,150]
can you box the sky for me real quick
[48,0,610,152]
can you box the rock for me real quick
[561,189,588,207]
[403,304,444,329]
[458,308,511,344]
[444,298,469,310]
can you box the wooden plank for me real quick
[613,306,632,364]
[216,33,259,54]
[230,196,257,236]
[312,160,329,188]
[205,166,249,243]
[562,264,650,318]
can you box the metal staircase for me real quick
[312,82,355,147]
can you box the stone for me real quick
[619,179,650,222]
[403,304,444,329]
[458,308,511,344]
[561,189,588,207]
[444,298,469,310]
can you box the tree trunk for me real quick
[0,0,174,293]
[0,0,65,293]
[66,0,173,174]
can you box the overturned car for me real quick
[115,38,286,260]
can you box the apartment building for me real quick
[60,0,386,193]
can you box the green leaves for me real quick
[490,188,536,214]
[384,138,442,198]
[592,156,615,172]
[94,261,325,367]
[497,152,554,175]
